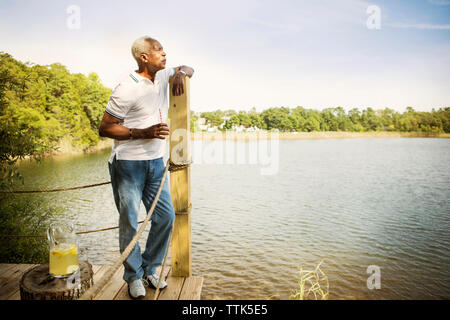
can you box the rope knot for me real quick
[168,159,192,172]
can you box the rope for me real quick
[169,159,192,172]
[0,182,111,194]
[0,159,191,194]
[79,159,170,300]
[0,219,140,239]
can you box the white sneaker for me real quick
[143,273,167,290]
[128,279,146,299]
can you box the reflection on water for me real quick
[15,138,450,299]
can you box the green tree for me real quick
[201,110,224,127]
[361,107,382,131]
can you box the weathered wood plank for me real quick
[92,265,103,274]
[0,264,37,300]
[0,264,34,279]
[157,269,185,300]
[179,276,203,300]
[92,265,110,286]
[6,289,21,300]
[93,265,125,300]
[0,264,18,276]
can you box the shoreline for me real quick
[20,131,449,160]
[192,131,450,141]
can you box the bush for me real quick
[0,193,58,263]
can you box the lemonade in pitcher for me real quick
[47,223,80,278]
[49,243,79,276]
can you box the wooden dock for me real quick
[0,263,203,300]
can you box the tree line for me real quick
[196,106,450,133]
[0,52,111,188]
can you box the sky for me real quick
[0,0,449,113]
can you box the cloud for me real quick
[239,0,372,34]
[387,22,450,30]
[241,17,301,33]
[428,0,450,5]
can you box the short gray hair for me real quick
[131,36,155,64]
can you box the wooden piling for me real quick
[168,76,192,277]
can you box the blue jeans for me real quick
[108,156,175,283]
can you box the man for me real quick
[99,36,194,299]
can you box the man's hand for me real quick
[134,123,170,139]
[172,72,185,96]
[171,66,194,96]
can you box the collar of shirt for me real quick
[132,71,160,85]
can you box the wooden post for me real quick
[168,77,191,277]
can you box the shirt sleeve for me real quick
[105,83,135,120]
[158,67,176,84]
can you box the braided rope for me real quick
[168,159,192,172]
[0,222,140,239]
[0,182,111,194]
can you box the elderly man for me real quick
[99,36,194,299]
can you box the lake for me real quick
[15,137,450,299]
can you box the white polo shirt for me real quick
[105,67,175,164]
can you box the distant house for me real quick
[245,126,260,132]
[218,116,230,130]
[197,117,209,131]
[198,117,206,125]
[207,126,218,132]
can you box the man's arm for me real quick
[171,65,194,96]
[99,112,169,140]
[174,65,194,78]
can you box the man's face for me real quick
[142,40,166,71]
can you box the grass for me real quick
[290,260,329,300]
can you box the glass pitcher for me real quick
[46,222,79,278]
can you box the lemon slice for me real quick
[51,244,77,257]
[69,247,78,255]
[51,250,66,257]
[66,265,79,274]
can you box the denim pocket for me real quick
[152,157,165,180]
